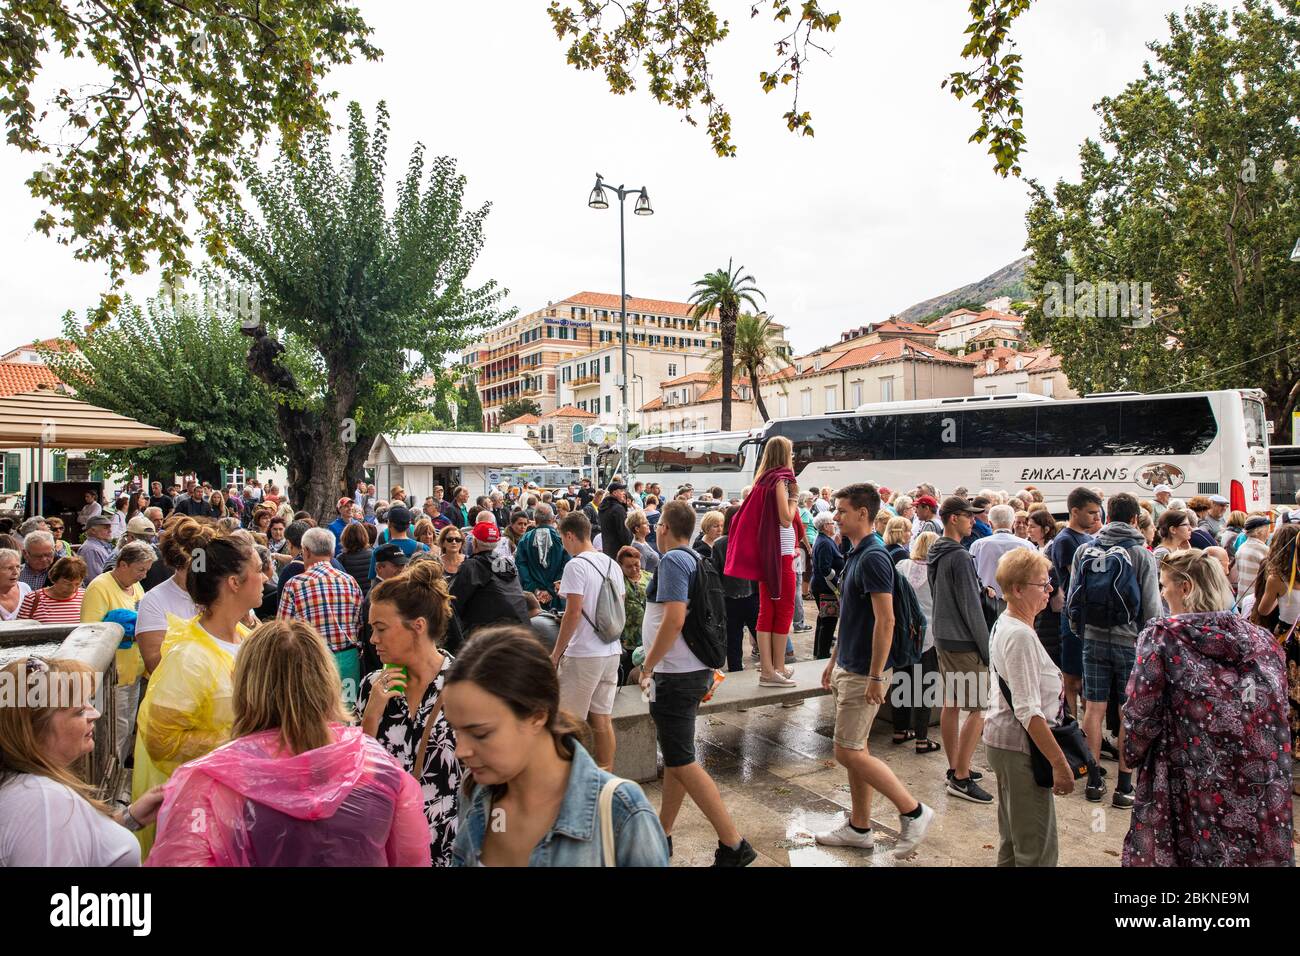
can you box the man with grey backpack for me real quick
[553,512,626,772]
[1065,492,1161,808]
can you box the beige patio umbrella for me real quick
[0,387,184,513]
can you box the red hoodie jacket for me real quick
[723,467,796,599]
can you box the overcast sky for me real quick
[0,0,1230,357]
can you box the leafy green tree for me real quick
[2,0,379,307]
[38,290,285,479]
[1023,0,1300,439]
[225,102,512,521]
[459,377,485,431]
[689,259,764,431]
[704,312,791,420]
[499,398,543,426]
[547,0,1033,173]
[431,391,456,429]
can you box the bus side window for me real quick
[896,412,962,460]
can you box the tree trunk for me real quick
[719,304,736,432]
[749,366,770,421]
[244,325,320,511]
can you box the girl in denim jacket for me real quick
[445,626,669,867]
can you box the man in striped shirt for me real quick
[1232,516,1271,605]
[278,527,363,702]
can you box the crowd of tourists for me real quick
[0,464,1295,868]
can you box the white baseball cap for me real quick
[1153,484,1172,495]
[1208,493,1229,505]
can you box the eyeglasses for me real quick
[444,537,463,545]
[1029,581,1054,593]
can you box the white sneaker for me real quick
[893,803,934,857]
[814,819,877,849]
[759,673,797,687]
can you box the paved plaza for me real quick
[652,603,1298,868]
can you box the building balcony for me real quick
[569,373,600,388]
[522,387,543,397]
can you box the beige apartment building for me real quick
[971,345,1078,398]
[638,372,766,434]
[462,291,745,430]
[760,333,975,418]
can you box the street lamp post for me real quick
[588,173,653,482]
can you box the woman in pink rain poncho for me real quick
[147,619,428,867]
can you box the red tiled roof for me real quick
[695,384,747,403]
[660,371,713,388]
[640,397,665,412]
[0,362,62,397]
[925,308,980,331]
[545,405,598,420]
[945,309,1023,332]
[872,320,938,336]
[971,346,1061,377]
[760,366,798,384]
[501,414,540,426]
[560,291,715,319]
[821,338,958,373]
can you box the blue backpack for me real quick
[1066,543,1142,632]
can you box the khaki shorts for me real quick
[557,654,621,717]
[830,666,892,751]
[937,647,990,712]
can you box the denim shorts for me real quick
[1081,640,1136,703]
[648,669,713,768]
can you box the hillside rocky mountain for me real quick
[894,255,1032,324]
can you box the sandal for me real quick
[915,739,942,755]
[892,730,915,745]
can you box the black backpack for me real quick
[671,547,727,669]
[890,567,926,670]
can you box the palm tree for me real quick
[704,312,792,421]
[688,259,765,431]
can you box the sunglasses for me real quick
[443,537,463,545]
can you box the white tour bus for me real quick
[603,429,756,502]
[749,389,1271,515]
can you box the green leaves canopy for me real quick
[1024,1,1300,439]
[225,101,513,517]
[38,291,285,479]
[2,0,379,304]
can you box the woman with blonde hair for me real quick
[413,517,437,550]
[436,525,465,576]
[359,560,465,865]
[723,436,800,686]
[984,548,1076,866]
[894,531,941,753]
[1124,549,1293,864]
[884,516,912,565]
[0,657,164,865]
[147,620,429,866]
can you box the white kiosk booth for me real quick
[366,431,549,502]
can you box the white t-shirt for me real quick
[0,774,140,866]
[135,574,197,634]
[1,582,32,620]
[560,551,625,658]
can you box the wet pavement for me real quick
[638,604,1299,867]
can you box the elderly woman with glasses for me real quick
[984,548,1077,867]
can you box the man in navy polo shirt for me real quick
[815,482,935,857]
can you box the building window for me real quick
[668,363,677,377]
[881,377,894,402]
[801,389,812,415]
[824,386,838,412]
[850,381,863,407]
[1042,377,1054,397]
[778,394,789,417]
[604,356,611,374]
[605,395,612,413]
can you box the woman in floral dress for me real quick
[1123,550,1293,867]
[358,561,464,866]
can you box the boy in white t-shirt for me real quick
[551,511,625,771]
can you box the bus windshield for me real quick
[627,435,748,474]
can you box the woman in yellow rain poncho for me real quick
[132,536,263,857]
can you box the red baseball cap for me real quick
[337,497,353,510]
[915,495,939,508]
[472,522,500,544]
